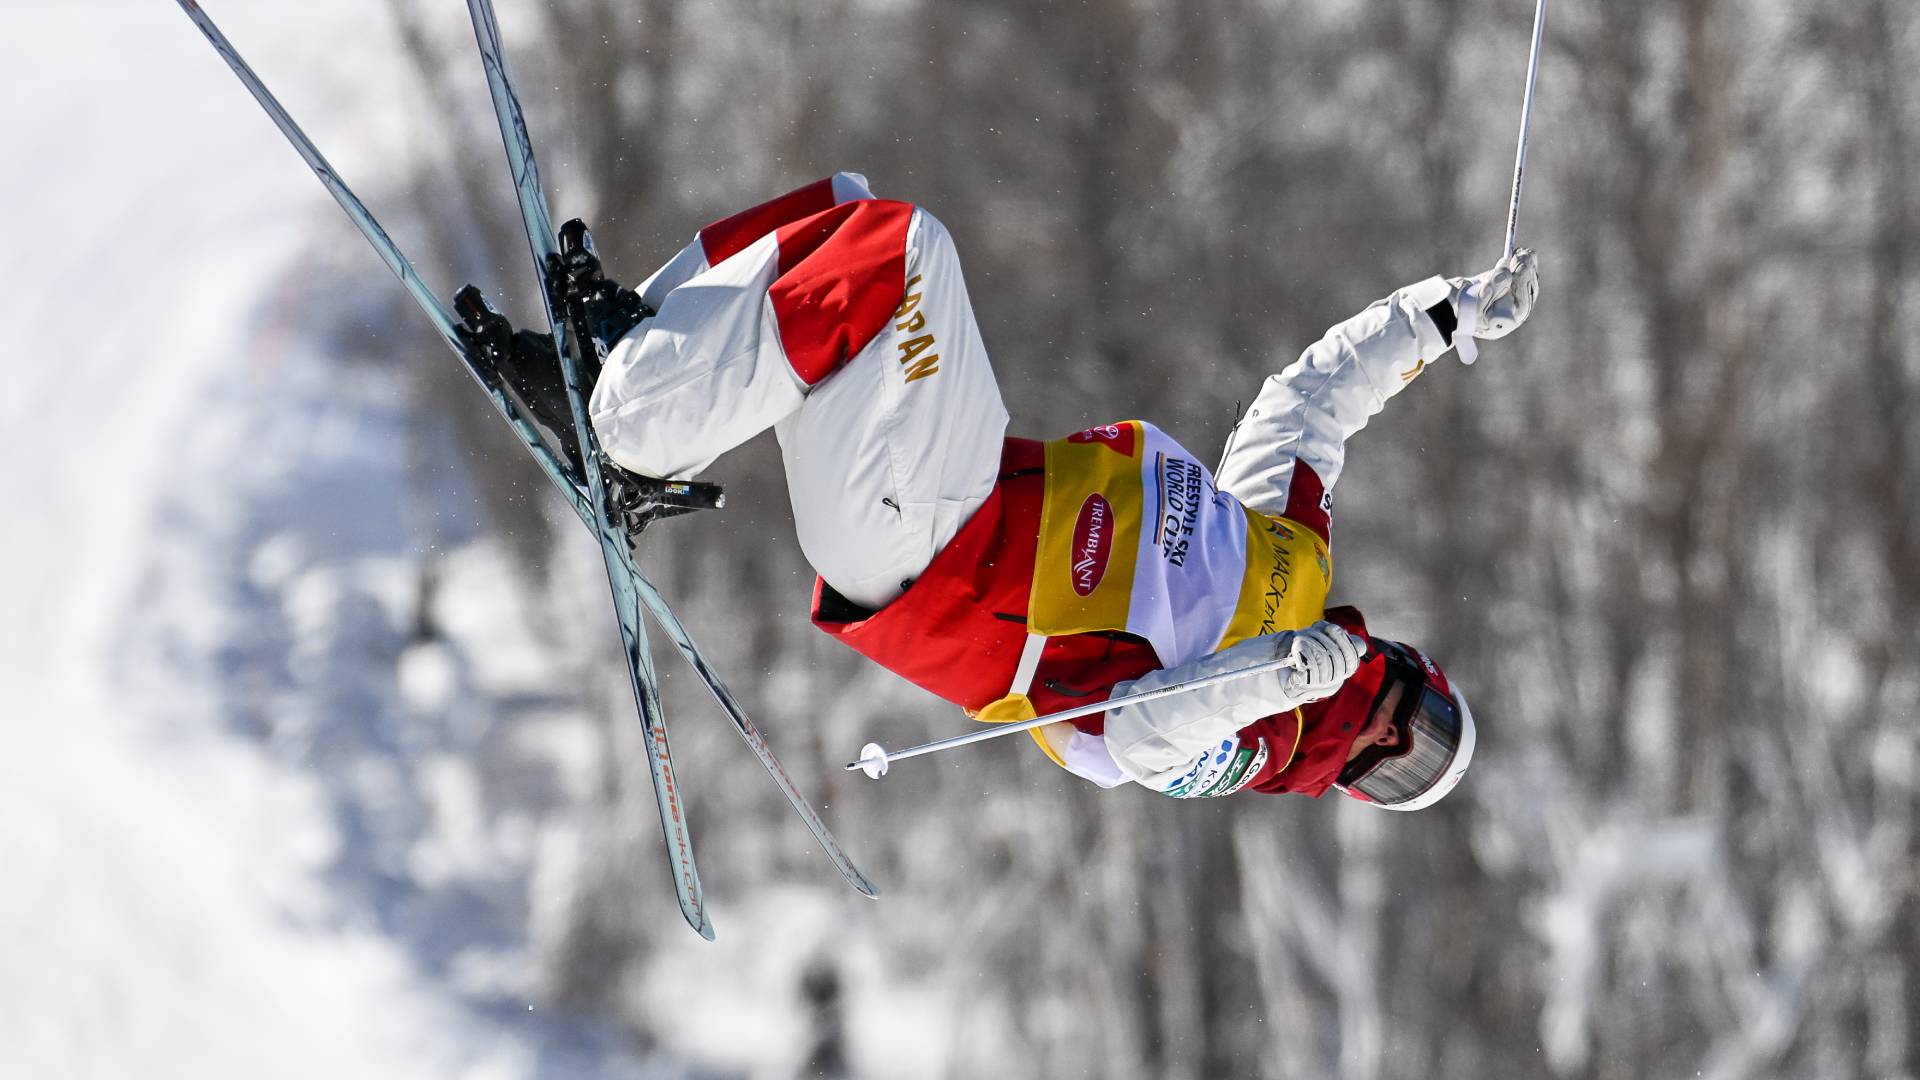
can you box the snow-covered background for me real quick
[6,1,1919,1078]
[0,3,664,1075]
[2,4,940,1076]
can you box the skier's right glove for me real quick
[1280,620,1366,699]
[1101,620,1366,795]
[1447,247,1539,364]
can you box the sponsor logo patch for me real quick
[1202,737,1271,798]
[1409,645,1449,694]
[1067,423,1137,457]
[1069,493,1114,597]
[1162,756,1207,796]
[892,275,940,383]
[1167,738,1240,798]
[1257,526,1296,636]
[1153,453,1204,567]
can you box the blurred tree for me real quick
[367,0,1920,1075]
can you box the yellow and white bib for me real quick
[1030,421,1331,667]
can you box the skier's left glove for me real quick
[1102,621,1366,796]
[1446,247,1539,364]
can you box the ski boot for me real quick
[457,225,723,548]
[453,284,581,454]
[548,219,724,546]
[547,218,651,346]
[454,229,650,444]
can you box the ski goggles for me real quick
[1336,641,1477,811]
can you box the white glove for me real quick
[1280,620,1366,702]
[1450,247,1539,363]
[1102,620,1367,796]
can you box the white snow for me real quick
[0,3,653,1076]
[4,6,1013,1078]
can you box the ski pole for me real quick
[1503,0,1548,259]
[846,654,1302,779]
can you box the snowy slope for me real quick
[0,3,659,1076]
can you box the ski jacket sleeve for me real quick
[1101,621,1359,797]
[1214,277,1461,540]
[1101,634,1309,795]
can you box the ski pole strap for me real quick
[1007,633,1046,698]
[1455,281,1483,366]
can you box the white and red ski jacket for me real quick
[593,175,1462,798]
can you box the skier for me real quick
[471,172,1538,809]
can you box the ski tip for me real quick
[825,851,881,899]
[688,909,716,941]
[676,894,715,940]
[834,861,882,899]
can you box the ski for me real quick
[174,0,876,939]
[460,0,879,922]
[171,0,589,520]
[461,0,712,938]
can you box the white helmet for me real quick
[1334,640,1477,812]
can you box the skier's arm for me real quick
[1214,251,1538,534]
[1102,622,1362,797]
[1212,278,1455,534]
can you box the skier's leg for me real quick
[590,182,1005,608]
[634,173,876,311]
[588,174,882,478]
[775,210,1008,609]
